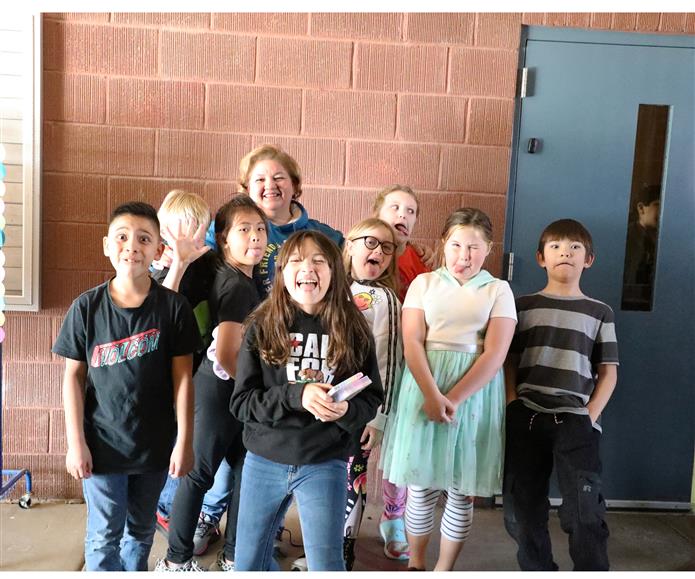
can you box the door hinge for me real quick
[505,252,515,281]
[518,68,529,98]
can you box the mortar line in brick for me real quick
[106,176,112,215]
[473,12,479,45]
[342,141,349,186]
[437,145,444,190]
[349,41,355,89]
[203,82,208,130]
[463,98,473,145]
[253,36,259,83]
[152,129,159,175]
[657,13,664,31]
[394,93,400,139]
[300,89,305,135]
[445,46,452,94]
[104,74,110,123]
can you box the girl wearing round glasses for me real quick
[341,217,403,569]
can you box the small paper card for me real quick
[327,372,372,402]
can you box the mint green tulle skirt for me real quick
[380,350,505,496]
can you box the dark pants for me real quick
[503,400,609,571]
[166,371,246,564]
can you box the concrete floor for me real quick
[2,499,693,572]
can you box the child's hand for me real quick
[66,442,93,480]
[165,219,211,267]
[152,246,174,270]
[586,402,600,425]
[169,440,194,479]
[301,382,348,422]
[360,425,383,450]
[411,241,436,269]
[422,391,455,423]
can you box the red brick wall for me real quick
[3,12,693,500]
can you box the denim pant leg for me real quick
[201,457,234,522]
[554,413,610,571]
[157,474,180,519]
[234,452,293,571]
[120,471,168,571]
[222,435,246,562]
[83,474,129,571]
[502,401,557,571]
[82,471,166,571]
[293,459,348,571]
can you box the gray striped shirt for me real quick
[511,292,619,416]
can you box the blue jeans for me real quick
[82,470,167,571]
[235,452,347,571]
[157,458,233,521]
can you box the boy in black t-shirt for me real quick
[52,202,201,571]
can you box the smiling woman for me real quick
[204,145,344,295]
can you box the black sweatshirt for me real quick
[230,309,383,465]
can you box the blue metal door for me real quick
[505,27,695,506]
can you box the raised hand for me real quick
[164,218,211,267]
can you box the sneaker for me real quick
[156,511,170,538]
[213,551,234,572]
[290,554,307,572]
[154,558,206,572]
[192,513,221,556]
[379,517,410,561]
[343,537,356,571]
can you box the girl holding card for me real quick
[230,230,383,571]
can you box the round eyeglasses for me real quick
[351,236,396,255]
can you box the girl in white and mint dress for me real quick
[381,208,517,571]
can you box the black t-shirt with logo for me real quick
[52,278,202,474]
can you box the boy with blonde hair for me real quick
[154,190,236,557]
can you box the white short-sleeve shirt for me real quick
[403,268,517,351]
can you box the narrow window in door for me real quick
[621,104,669,311]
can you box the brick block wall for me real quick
[3,12,692,501]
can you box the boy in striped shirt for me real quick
[503,219,618,571]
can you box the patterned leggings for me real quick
[344,449,370,539]
[405,485,474,542]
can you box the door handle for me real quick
[527,138,541,154]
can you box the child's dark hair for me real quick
[247,230,372,374]
[214,194,268,248]
[109,202,160,232]
[537,219,594,258]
